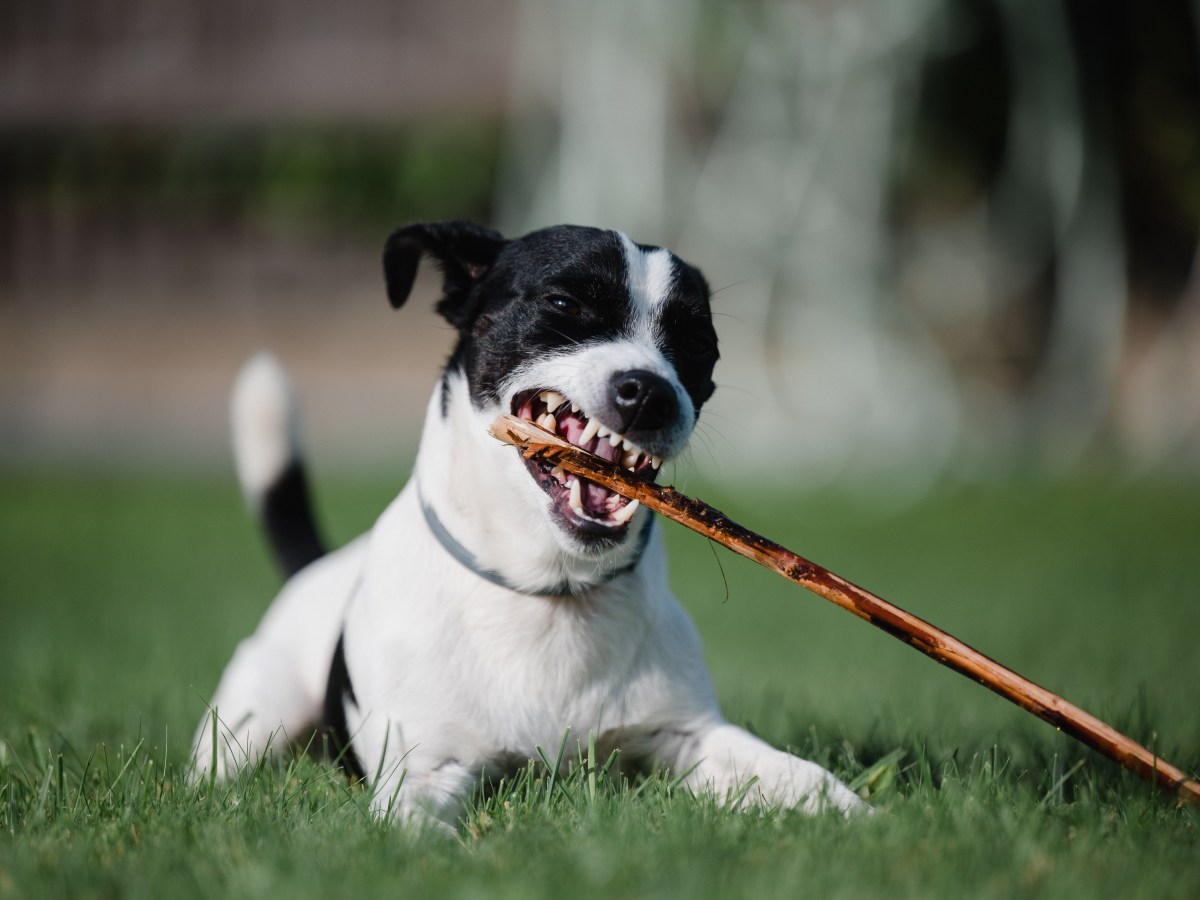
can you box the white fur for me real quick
[618,231,675,346]
[413,376,646,590]
[192,536,367,780]
[193,305,863,828]
[230,353,299,506]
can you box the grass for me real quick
[1,468,1198,898]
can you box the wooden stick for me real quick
[489,414,1200,807]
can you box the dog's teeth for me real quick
[596,423,610,440]
[571,402,581,413]
[607,431,623,448]
[621,450,639,470]
[651,456,662,470]
[621,438,634,452]
[568,477,583,514]
[579,418,601,445]
[538,413,557,433]
[611,499,640,524]
[551,466,567,482]
[542,391,565,411]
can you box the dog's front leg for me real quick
[351,715,476,833]
[365,758,476,835]
[661,720,865,816]
[189,633,319,783]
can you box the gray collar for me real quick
[418,487,653,596]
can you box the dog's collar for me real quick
[418,488,653,596]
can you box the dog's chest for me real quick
[354,560,687,757]
[454,586,662,734]
[348,454,714,767]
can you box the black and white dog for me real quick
[192,221,862,826]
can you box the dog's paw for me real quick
[739,757,868,817]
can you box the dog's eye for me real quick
[547,295,582,317]
[683,335,716,357]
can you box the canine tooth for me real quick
[611,499,640,524]
[542,391,565,411]
[607,431,623,448]
[568,477,583,514]
[621,450,639,470]
[538,413,557,433]
[579,418,601,445]
[651,456,662,470]
[571,402,580,413]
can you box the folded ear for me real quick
[383,221,508,327]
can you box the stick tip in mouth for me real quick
[508,389,664,539]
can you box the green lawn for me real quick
[2,469,1198,898]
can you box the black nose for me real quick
[609,369,679,434]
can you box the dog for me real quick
[191,220,863,827]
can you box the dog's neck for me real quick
[411,373,650,595]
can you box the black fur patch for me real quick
[322,632,365,781]
[386,223,719,420]
[261,461,327,579]
[453,227,718,412]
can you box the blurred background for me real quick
[4,4,1200,837]
[3,0,1200,493]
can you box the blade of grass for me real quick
[1040,759,1086,807]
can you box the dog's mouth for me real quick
[512,389,662,539]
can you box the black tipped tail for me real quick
[231,353,327,578]
[260,460,327,579]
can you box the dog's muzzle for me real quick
[512,376,675,542]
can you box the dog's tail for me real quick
[231,353,327,579]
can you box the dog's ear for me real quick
[383,221,507,326]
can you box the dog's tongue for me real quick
[583,479,613,512]
[573,425,624,512]
[588,434,622,464]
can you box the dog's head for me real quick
[385,220,719,555]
